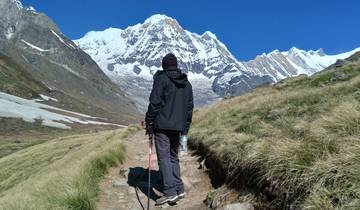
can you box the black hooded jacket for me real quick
[145,69,194,134]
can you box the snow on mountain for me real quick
[0,91,125,129]
[75,14,271,110]
[21,39,50,52]
[75,14,360,110]
[244,47,360,81]
[10,0,23,9]
[0,0,140,124]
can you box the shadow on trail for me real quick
[127,167,163,204]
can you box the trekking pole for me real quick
[147,134,153,210]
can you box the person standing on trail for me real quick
[145,53,194,206]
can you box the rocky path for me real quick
[97,131,212,210]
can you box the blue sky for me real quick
[21,0,360,61]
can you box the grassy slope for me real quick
[0,52,48,98]
[0,125,140,210]
[190,52,360,209]
[0,52,140,124]
[0,118,125,159]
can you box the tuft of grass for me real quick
[50,144,125,210]
[321,101,360,137]
[204,190,216,207]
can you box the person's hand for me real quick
[145,122,154,137]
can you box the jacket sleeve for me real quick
[145,74,164,126]
[185,84,194,134]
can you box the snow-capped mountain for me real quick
[75,14,360,110]
[75,14,272,110]
[0,0,139,124]
[243,47,360,81]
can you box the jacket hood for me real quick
[165,69,188,87]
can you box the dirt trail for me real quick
[97,131,212,210]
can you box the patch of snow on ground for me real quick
[51,30,76,49]
[21,40,49,52]
[5,27,14,39]
[0,91,125,129]
[35,94,59,102]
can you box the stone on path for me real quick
[224,202,254,210]
[112,180,127,187]
[119,168,129,178]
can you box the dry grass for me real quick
[189,57,360,209]
[0,125,140,210]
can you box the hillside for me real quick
[75,14,359,110]
[189,52,360,209]
[0,0,140,125]
[0,126,140,210]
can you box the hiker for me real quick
[145,53,194,205]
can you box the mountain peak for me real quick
[7,0,38,13]
[144,14,174,24]
[10,0,23,9]
[142,14,182,32]
[202,31,217,40]
[269,49,280,55]
[315,48,325,56]
[289,46,302,53]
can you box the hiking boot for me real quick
[155,195,179,205]
[178,191,186,199]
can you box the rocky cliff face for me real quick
[75,14,360,110]
[0,0,139,123]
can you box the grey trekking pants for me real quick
[154,129,184,196]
